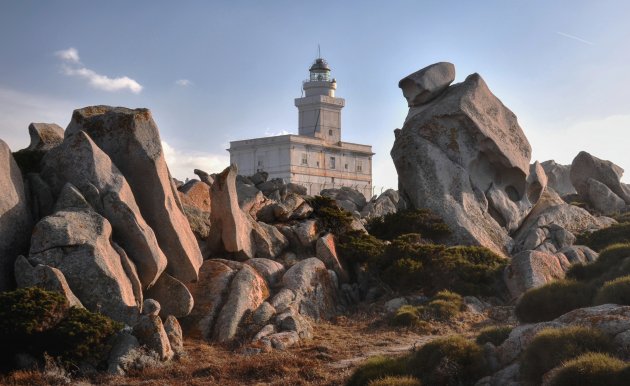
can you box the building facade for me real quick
[228,57,373,199]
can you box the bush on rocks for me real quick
[408,335,489,386]
[546,352,627,386]
[422,291,463,321]
[576,223,630,252]
[520,326,614,385]
[567,243,630,283]
[306,195,354,236]
[337,231,386,264]
[594,275,630,306]
[367,209,451,242]
[390,305,423,328]
[367,375,422,386]
[475,326,513,346]
[515,280,595,323]
[346,355,408,386]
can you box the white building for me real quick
[228,57,374,199]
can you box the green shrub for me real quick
[567,243,630,283]
[475,326,513,346]
[391,305,422,327]
[337,231,386,264]
[307,195,354,236]
[346,355,408,386]
[367,209,451,242]
[594,275,630,305]
[423,291,463,321]
[375,237,506,296]
[515,280,596,323]
[577,223,630,252]
[46,307,123,363]
[545,352,627,386]
[408,335,489,386]
[0,287,69,337]
[520,326,614,385]
[368,376,422,386]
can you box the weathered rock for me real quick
[571,151,630,205]
[269,288,296,313]
[276,308,313,339]
[290,202,313,220]
[274,194,305,222]
[181,260,236,339]
[554,304,630,336]
[41,131,167,287]
[398,62,456,106]
[315,234,348,283]
[541,160,576,197]
[504,250,568,299]
[252,302,276,326]
[237,181,264,214]
[286,183,307,196]
[392,70,532,256]
[0,140,32,290]
[179,180,211,212]
[194,169,214,186]
[586,177,627,214]
[208,164,255,259]
[25,173,55,222]
[133,315,173,361]
[293,220,319,248]
[65,106,202,283]
[212,265,269,342]
[262,331,300,350]
[321,187,367,213]
[557,245,598,265]
[282,258,338,320]
[251,221,289,260]
[14,255,83,308]
[113,242,144,310]
[496,321,564,366]
[53,182,91,212]
[142,299,161,316]
[29,207,140,324]
[475,363,520,386]
[384,297,408,314]
[257,178,286,198]
[253,324,276,342]
[245,258,285,287]
[26,123,65,151]
[249,171,268,185]
[107,330,140,375]
[145,273,194,318]
[360,189,399,220]
[163,315,184,355]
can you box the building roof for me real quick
[309,58,330,72]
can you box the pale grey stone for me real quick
[145,273,194,318]
[398,62,455,106]
[14,255,83,308]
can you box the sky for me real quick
[1,1,630,191]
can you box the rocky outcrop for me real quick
[26,123,64,151]
[398,62,456,106]
[316,234,349,283]
[41,131,168,288]
[503,250,569,299]
[65,106,202,283]
[321,187,367,214]
[28,205,140,325]
[282,258,338,320]
[144,273,194,318]
[133,312,173,361]
[179,180,211,213]
[570,151,630,214]
[0,140,32,290]
[360,189,400,220]
[541,160,576,197]
[392,65,534,256]
[14,255,83,308]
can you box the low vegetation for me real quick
[515,280,595,323]
[594,275,630,306]
[367,375,422,386]
[346,355,408,386]
[367,209,451,242]
[545,352,628,386]
[577,223,630,252]
[390,291,463,329]
[519,326,614,385]
[0,287,122,370]
[475,326,513,346]
[307,195,355,236]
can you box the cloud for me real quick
[161,140,230,181]
[55,47,81,63]
[556,31,595,45]
[56,47,143,94]
[175,79,192,87]
[264,128,293,136]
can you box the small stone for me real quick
[143,299,161,316]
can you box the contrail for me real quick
[556,31,595,45]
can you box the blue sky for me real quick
[1,1,630,189]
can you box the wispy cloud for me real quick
[56,47,143,94]
[162,140,229,181]
[556,31,594,45]
[175,79,192,87]
[264,128,293,136]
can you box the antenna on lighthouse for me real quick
[318,44,321,58]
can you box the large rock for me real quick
[398,62,456,106]
[65,106,202,283]
[251,221,289,260]
[282,258,338,320]
[360,189,400,220]
[25,173,55,222]
[212,265,269,342]
[26,123,64,151]
[0,140,32,290]
[181,259,238,339]
[144,273,194,318]
[245,258,285,288]
[28,207,140,324]
[178,180,211,213]
[570,151,630,209]
[503,250,568,299]
[316,234,349,283]
[392,69,533,256]
[541,160,576,197]
[14,255,83,308]
[321,187,367,213]
[208,164,255,259]
[133,314,173,361]
[41,131,167,287]
[586,177,627,215]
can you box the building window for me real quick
[331,177,335,183]
[328,129,333,136]
[356,160,363,172]
[301,153,308,165]
[344,163,348,170]
[316,161,320,167]
[257,157,264,171]
[329,156,336,169]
